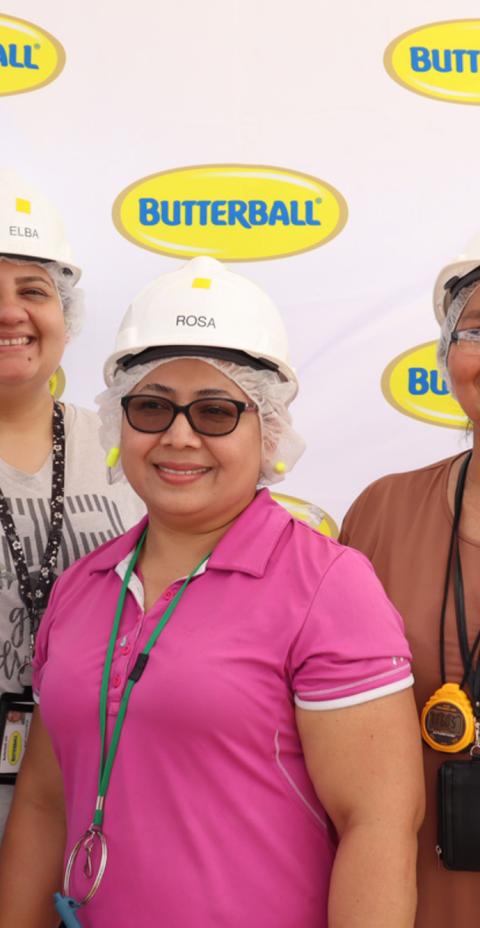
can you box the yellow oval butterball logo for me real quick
[382,341,468,429]
[385,20,480,105]
[0,14,65,96]
[7,730,22,766]
[112,165,348,262]
[272,493,339,538]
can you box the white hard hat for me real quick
[104,256,298,391]
[433,233,480,323]
[0,170,80,283]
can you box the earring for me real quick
[273,461,286,474]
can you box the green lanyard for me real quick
[93,528,208,828]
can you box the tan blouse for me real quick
[340,453,480,928]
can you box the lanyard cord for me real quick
[94,531,209,828]
[461,629,480,691]
[439,451,470,683]
[454,534,472,674]
[456,540,480,711]
[0,402,65,668]
[451,459,480,710]
[439,450,480,717]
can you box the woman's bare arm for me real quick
[296,688,425,928]
[0,707,66,928]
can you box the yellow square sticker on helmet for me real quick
[192,278,211,289]
[16,197,31,214]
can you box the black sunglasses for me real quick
[121,394,258,436]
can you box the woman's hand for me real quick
[296,688,425,928]
[0,706,66,928]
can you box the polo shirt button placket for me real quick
[165,582,182,602]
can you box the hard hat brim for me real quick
[117,345,284,377]
[0,251,81,284]
[104,344,298,393]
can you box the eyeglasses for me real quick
[121,394,258,436]
[451,329,480,356]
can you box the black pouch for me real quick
[438,757,480,870]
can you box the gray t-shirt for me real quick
[0,404,144,834]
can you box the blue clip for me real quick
[53,892,83,927]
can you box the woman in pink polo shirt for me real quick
[0,257,424,928]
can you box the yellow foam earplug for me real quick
[48,367,66,400]
[273,461,286,474]
[106,447,120,468]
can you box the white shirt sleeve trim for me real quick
[294,673,414,711]
[296,661,410,699]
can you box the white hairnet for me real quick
[0,255,84,337]
[45,262,84,337]
[96,356,305,487]
[437,282,480,389]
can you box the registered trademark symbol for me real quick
[315,197,322,204]
[34,43,41,49]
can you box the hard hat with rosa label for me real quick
[103,256,298,391]
[0,169,80,283]
[434,233,480,323]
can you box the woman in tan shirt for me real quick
[340,251,480,927]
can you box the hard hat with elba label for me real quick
[0,169,80,283]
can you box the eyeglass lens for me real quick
[453,330,480,355]
[125,396,242,435]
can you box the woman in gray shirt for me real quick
[0,171,143,834]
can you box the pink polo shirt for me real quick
[33,489,412,928]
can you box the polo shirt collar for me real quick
[208,489,291,577]
[88,515,149,575]
[88,489,291,579]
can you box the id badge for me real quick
[0,691,34,783]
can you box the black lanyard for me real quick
[0,401,65,675]
[439,451,480,717]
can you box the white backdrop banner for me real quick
[1,2,479,534]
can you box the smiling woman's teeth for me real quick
[158,466,209,475]
[0,337,31,346]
